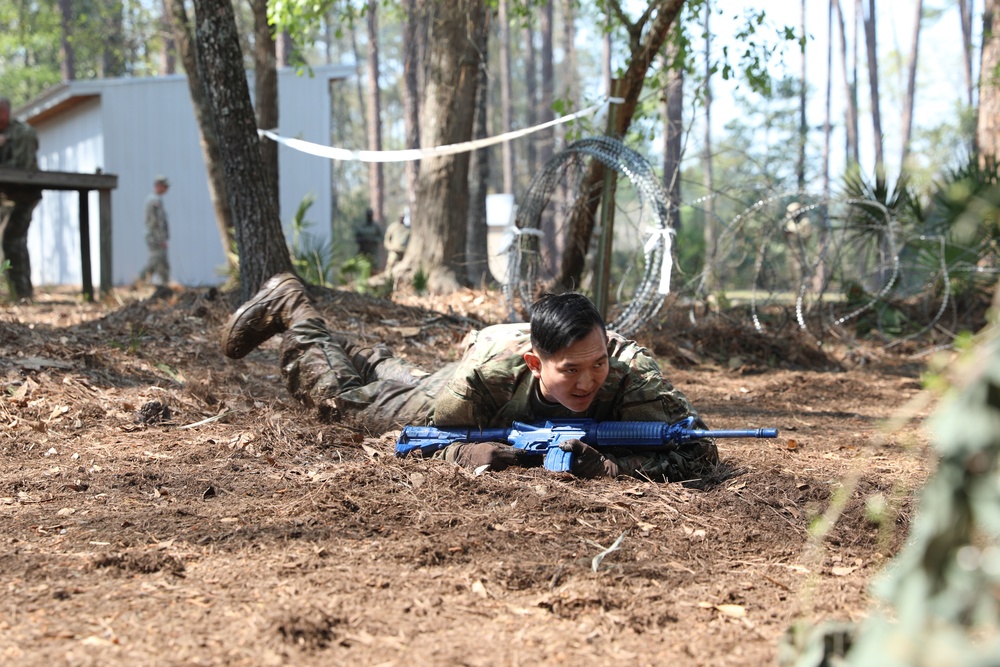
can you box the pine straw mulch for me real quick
[0,282,942,666]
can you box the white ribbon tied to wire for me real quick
[258,97,624,163]
[644,226,674,295]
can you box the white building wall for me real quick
[25,66,347,289]
[31,98,105,287]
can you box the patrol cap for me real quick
[154,175,170,187]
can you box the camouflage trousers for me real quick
[0,188,42,299]
[279,318,457,434]
[140,246,170,285]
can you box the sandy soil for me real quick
[0,284,939,666]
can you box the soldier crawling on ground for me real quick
[220,273,719,482]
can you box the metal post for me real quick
[79,190,93,302]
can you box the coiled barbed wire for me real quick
[503,136,672,336]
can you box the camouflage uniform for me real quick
[383,217,410,274]
[139,190,170,284]
[0,118,41,299]
[281,319,718,482]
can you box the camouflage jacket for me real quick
[144,193,169,246]
[0,119,39,171]
[431,323,703,429]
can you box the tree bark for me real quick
[832,0,859,166]
[797,0,807,191]
[700,0,716,295]
[366,0,384,227]
[252,0,279,213]
[498,0,514,194]
[192,0,292,300]
[401,0,421,214]
[556,0,687,290]
[861,0,884,173]
[523,23,538,181]
[662,28,683,234]
[958,0,974,108]
[538,1,555,167]
[57,0,75,81]
[399,0,485,294]
[166,0,235,278]
[159,2,177,75]
[979,0,1000,163]
[900,0,923,170]
[467,11,492,286]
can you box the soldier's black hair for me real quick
[529,292,606,358]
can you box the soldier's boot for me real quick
[221,273,320,359]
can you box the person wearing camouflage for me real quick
[222,273,718,482]
[138,176,171,285]
[0,95,42,300]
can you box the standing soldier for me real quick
[383,211,410,275]
[138,175,170,286]
[0,95,42,300]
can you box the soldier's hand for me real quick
[558,439,619,479]
[443,442,534,472]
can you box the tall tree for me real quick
[900,0,923,170]
[401,0,421,214]
[366,0,384,226]
[700,0,716,295]
[102,0,126,77]
[958,0,974,108]
[523,21,538,182]
[166,0,235,277]
[662,27,684,234]
[557,0,688,289]
[979,0,1000,162]
[467,10,491,286]
[192,0,292,299]
[498,0,515,194]
[860,0,884,173]
[57,0,75,81]
[159,0,176,74]
[397,0,486,293]
[538,1,555,167]
[797,0,807,191]
[823,0,833,201]
[833,0,859,166]
[252,0,279,212]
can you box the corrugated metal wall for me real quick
[26,66,347,288]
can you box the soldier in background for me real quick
[138,175,171,286]
[220,273,719,483]
[383,211,411,275]
[354,208,384,268]
[0,95,42,300]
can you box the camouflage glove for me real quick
[558,439,619,479]
[440,442,534,472]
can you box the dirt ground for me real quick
[0,284,941,666]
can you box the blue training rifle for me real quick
[395,416,778,472]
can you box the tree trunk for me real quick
[538,1,555,167]
[523,23,538,181]
[823,0,833,201]
[57,0,75,81]
[498,0,515,194]
[959,0,974,108]
[102,0,126,77]
[252,0,280,213]
[556,0,687,290]
[900,0,923,170]
[861,0,884,173]
[192,0,292,300]
[467,11,492,286]
[700,1,716,295]
[159,0,176,74]
[797,0,807,191]
[662,28,683,234]
[166,0,235,278]
[979,0,1000,162]
[366,0,384,227]
[399,0,485,294]
[401,0,421,214]
[833,0,859,166]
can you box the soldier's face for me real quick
[524,324,609,413]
